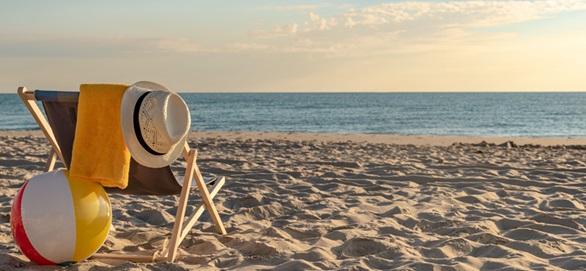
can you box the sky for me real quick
[1,0,586,93]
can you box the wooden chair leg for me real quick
[159,177,225,258]
[192,163,227,235]
[167,149,197,262]
[164,149,227,261]
[44,150,57,172]
[18,87,66,164]
[179,177,226,241]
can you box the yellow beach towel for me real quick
[70,84,131,189]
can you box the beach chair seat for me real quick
[17,86,227,263]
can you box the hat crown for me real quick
[121,81,190,168]
[138,90,190,154]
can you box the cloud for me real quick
[0,36,140,57]
[248,0,586,56]
[152,39,277,54]
[249,23,299,38]
[151,38,220,54]
[326,0,586,29]
[258,5,320,11]
[5,1,584,59]
[0,36,264,57]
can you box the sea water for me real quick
[1,92,586,138]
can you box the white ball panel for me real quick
[20,170,76,263]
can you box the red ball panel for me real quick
[10,180,55,265]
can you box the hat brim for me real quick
[120,81,187,168]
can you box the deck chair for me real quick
[17,86,227,263]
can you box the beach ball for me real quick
[10,170,111,265]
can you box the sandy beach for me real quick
[2,130,586,270]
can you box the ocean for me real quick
[1,92,586,138]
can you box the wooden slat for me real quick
[17,87,66,165]
[91,253,167,262]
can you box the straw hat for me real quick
[120,81,191,168]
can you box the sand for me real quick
[2,130,586,270]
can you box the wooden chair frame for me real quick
[18,86,227,263]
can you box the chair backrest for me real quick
[36,90,182,195]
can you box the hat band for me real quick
[133,92,165,156]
